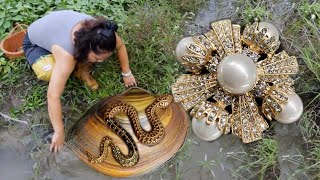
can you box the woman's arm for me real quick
[115,33,136,87]
[48,45,76,152]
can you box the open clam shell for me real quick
[67,87,189,177]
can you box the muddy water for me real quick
[0,0,306,179]
[0,148,33,179]
[0,131,34,179]
[0,127,244,180]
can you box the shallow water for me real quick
[0,148,34,179]
[0,0,308,179]
[1,123,304,180]
[0,131,34,179]
[0,126,245,180]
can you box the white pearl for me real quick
[217,53,257,94]
[274,92,303,124]
[192,116,222,141]
[258,22,280,41]
[175,36,196,63]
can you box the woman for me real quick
[22,10,137,153]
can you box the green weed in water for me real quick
[228,138,279,180]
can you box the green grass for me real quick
[285,3,320,178]
[228,138,279,180]
[198,150,226,179]
[160,139,195,180]
[237,0,272,24]
[237,0,320,179]
[287,139,320,179]
[298,104,320,141]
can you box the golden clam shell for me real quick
[67,87,189,177]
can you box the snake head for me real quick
[157,94,173,108]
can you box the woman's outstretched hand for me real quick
[50,131,65,153]
[123,74,137,88]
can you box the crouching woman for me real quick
[22,10,136,152]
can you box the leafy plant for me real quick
[0,52,17,74]
[0,0,134,39]
[237,0,272,24]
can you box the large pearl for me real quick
[258,22,280,41]
[217,53,257,94]
[274,92,303,124]
[175,36,195,63]
[192,117,222,141]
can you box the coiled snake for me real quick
[86,94,173,167]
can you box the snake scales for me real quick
[86,94,173,167]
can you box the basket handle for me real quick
[8,23,28,35]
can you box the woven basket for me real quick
[0,23,28,59]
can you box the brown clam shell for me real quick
[67,87,189,177]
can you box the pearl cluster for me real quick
[171,19,303,143]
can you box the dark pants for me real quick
[22,32,51,65]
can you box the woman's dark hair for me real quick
[74,16,118,62]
